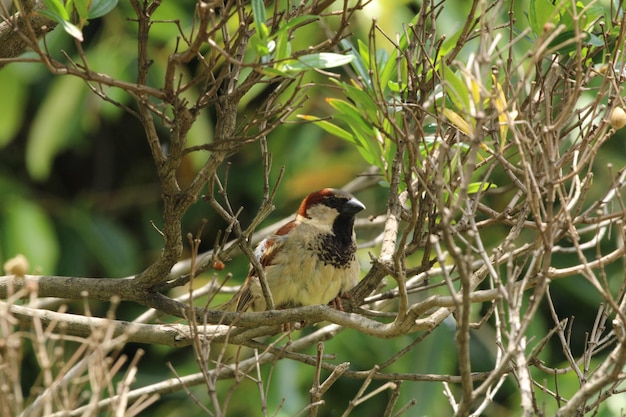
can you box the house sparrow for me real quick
[233,188,365,312]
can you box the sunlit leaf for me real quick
[250,33,271,57]
[281,53,354,72]
[297,115,356,143]
[470,78,481,107]
[41,0,69,20]
[443,108,474,136]
[388,80,404,93]
[467,182,497,194]
[491,74,515,149]
[439,25,464,58]
[325,98,363,125]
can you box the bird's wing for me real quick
[235,220,298,311]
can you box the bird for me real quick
[230,188,365,312]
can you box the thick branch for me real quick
[0,0,55,67]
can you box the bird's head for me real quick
[296,188,365,233]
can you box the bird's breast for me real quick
[264,238,359,307]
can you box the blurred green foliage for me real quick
[2,0,626,416]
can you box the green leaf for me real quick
[251,0,267,40]
[441,64,469,112]
[297,115,356,143]
[273,26,291,62]
[326,98,364,124]
[329,79,378,115]
[1,196,59,273]
[341,39,372,87]
[38,8,84,40]
[26,76,86,180]
[357,38,371,68]
[529,0,556,36]
[375,48,390,72]
[379,50,400,92]
[250,32,270,56]
[73,0,90,19]
[258,67,292,78]
[354,142,378,166]
[41,0,69,20]
[0,67,26,147]
[467,182,497,194]
[388,80,402,92]
[548,30,596,54]
[88,0,118,18]
[249,0,270,62]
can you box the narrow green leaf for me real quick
[42,0,69,20]
[379,49,400,91]
[442,65,469,112]
[340,39,371,86]
[26,76,86,180]
[331,80,380,125]
[258,67,292,78]
[0,67,26,147]
[251,0,267,40]
[357,39,371,68]
[375,48,390,72]
[297,115,355,143]
[326,98,364,123]
[354,142,377,166]
[273,27,291,62]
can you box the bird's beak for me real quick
[343,197,366,214]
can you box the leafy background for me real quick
[1,0,626,415]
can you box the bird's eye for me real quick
[324,196,345,210]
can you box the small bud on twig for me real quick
[608,107,626,129]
